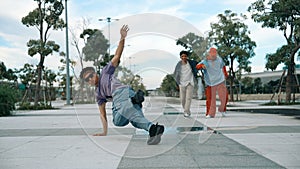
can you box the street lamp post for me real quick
[128,56,135,72]
[65,0,71,105]
[98,17,119,56]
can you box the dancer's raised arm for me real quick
[111,25,129,67]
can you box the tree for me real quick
[241,76,253,94]
[176,32,207,61]
[79,27,111,102]
[18,63,36,86]
[43,68,57,104]
[0,62,5,79]
[248,0,300,103]
[0,62,17,82]
[81,29,109,73]
[58,55,75,100]
[253,77,263,93]
[21,0,65,106]
[208,10,256,101]
[0,84,20,116]
[114,66,146,92]
[130,74,146,92]
[0,62,20,116]
[160,74,178,97]
[70,18,92,72]
[17,63,36,103]
[264,79,280,93]
[68,18,94,102]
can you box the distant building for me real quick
[242,66,300,84]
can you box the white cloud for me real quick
[222,0,257,6]
[0,47,35,69]
[0,1,36,19]
[138,68,170,89]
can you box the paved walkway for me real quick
[0,97,299,169]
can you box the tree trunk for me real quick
[34,1,43,106]
[34,55,45,106]
[286,67,292,103]
[286,51,296,103]
[229,77,234,101]
[34,65,42,106]
[235,85,239,101]
[229,58,234,101]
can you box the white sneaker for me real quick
[183,112,191,117]
[205,115,213,118]
[220,112,226,117]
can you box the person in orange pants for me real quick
[196,47,229,118]
[204,66,228,116]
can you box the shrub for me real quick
[18,102,56,110]
[0,84,20,116]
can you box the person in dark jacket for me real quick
[173,50,198,117]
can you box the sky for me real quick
[0,0,296,89]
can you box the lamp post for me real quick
[65,0,71,105]
[128,56,135,72]
[98,17,119,56]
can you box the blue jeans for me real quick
[112,87,152,131]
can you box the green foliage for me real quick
[114,66,146,92]
[248,0,300,70]
[58,56,75,96]
[208,10,256,101]
[160,74,178,97]
[253,78,263,93]
[265,45,292,70]
[0,62,18,81]
[209,10,256,74]
[248,0,300,102]
[81,29,109,67]
[18,102,55,110]
[0,62,5,79]
[17,63,36,85]
[0,84,20,116]
[240,77,253,94]
[264,79,280,93]
[21,0,65,105]
[176,32,207,61]
[21,1,65,31]
[27,40,60,57]
[240,77,283,94]
[43,68,57,86]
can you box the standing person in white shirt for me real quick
[173,51,198,117]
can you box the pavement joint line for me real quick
[1,98,299,168]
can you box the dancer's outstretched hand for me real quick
[120,25,129,39]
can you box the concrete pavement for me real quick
[0,97,299,169]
